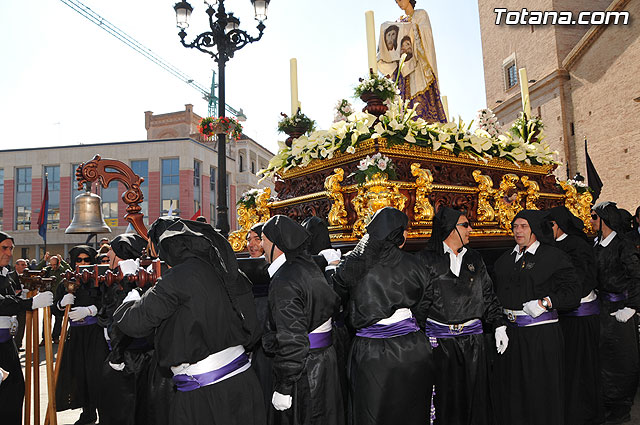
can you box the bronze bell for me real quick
[65,191,112,234]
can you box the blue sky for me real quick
[0,0,487,154]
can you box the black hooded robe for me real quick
[0,270,32,425]
[334,208,433,425]
[55,246,109,421]
[549,207,604,425]
[114,218,265,425]
[491,211,580,425]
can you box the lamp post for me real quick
[173,0,269,237]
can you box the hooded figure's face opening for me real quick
[512,218,536,250]
[590,212,602,232]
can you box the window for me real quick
[251,161,256,174]
[210,166,216,224]
[0,169,4,230]
[194,160,201,214]
[504,61,518,89]
[101,181,118,226]
[239,155,244,172]
[44,165,60,229]
[131,160,149,223]
[70,164,85,217]
[16,167,32,230]
[161,158,180,216]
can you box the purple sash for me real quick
[0,328,11,343]
[425,319,483,338]
[172,352,249,392]
[356,317,420,339]
[69,316,98,327]
[505,310,558,327]
[309,331,332,349]
[599,290,627,303]
[561,300,600,317]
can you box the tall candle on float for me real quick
[365,11,377,74]
[290,58,299,116]
[519,68,532,118]
[442,96,450,122]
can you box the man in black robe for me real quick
[334,207,433,425]
[591,201,640,424]
[548,206,604,425]
[114,217,265,425]
[7,258,28,350]
[97,233,173,425]
[418,207,506,425]
[247,223,265,258]
[0,231,54,425]
[492,210,580,425]
[261,214,344,425]
[55,245,108,425]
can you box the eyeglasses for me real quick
[456,222,470,228]
[76,257,91,263]
[591,214,599,220]
[100,258,110,264]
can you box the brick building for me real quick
[478,0,639,210]
[0,105,273,261]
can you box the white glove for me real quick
[0,367,8,385]
[495,325,509,355]
[118,259,140,276]
[611,307,636,323]
[68,305,97,321]
[122,289,141,304]
[60,293,75,307]
[271,391,292,411]
[109,362,125,371]
[522,299,546,318]
[319,248,341,265]
[31,291,54,309]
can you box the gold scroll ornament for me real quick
[352,172,408,237]
[228,187,272,252]
[558,180,594,233]
[411,163,434,222]
[324,168,349,227]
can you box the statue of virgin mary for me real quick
[378,0,447,123]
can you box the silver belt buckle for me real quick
[449,324,464,335]
[505,310,517,323]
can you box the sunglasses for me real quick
[76,257,91,263]
[591,214,599,220]
[456,222,470,228]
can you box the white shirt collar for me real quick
[267,253,287,277]
[556,233,568,242]
[598,231,617,247]
[512,240,540,262]
[443,242,467,277]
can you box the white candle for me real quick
[365,11,377,74]
[290,58,299,116]
[519,68,532,118]
[441,96,450,122]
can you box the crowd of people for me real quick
[1,201,639,425]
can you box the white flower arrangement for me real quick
[476,108,503,138]
[258,99,559,181]
[334,99,355,123]
[237,188,264,209]
[352,153,397,184]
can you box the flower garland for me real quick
[258,100,559,180]
[561,178,592,194]
[199,116,243,140]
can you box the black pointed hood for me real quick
[512,210,554,245]
[302,216,332,255]
[262,215,310,257]
[593,201,622,233]
[548,206,589,243]
[110,234,147,260]
[365,207,408,245]
[247,223,264,240]
[0,231,14,244]
[427,207,464,253]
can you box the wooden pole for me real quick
[24,310,33,425]
[33,307,40,425]
[43,306,57,425]
[45,304,70,425]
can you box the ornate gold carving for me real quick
[521,176,540,210]
[473,170,496,222]
[559,180,594,232]
[228,188,272,252]
[351,173,408,237]
[324,168,349,227]
[494,174,523,230]
[411,163,434,222]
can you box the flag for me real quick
[37,177,49,242]
[190,208,202,221]
[585,139,603,201]
[167,201,174,217]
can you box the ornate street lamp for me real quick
[173,0,269,237]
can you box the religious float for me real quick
[223,7,594,255]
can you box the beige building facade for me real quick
[478,0,639,210]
